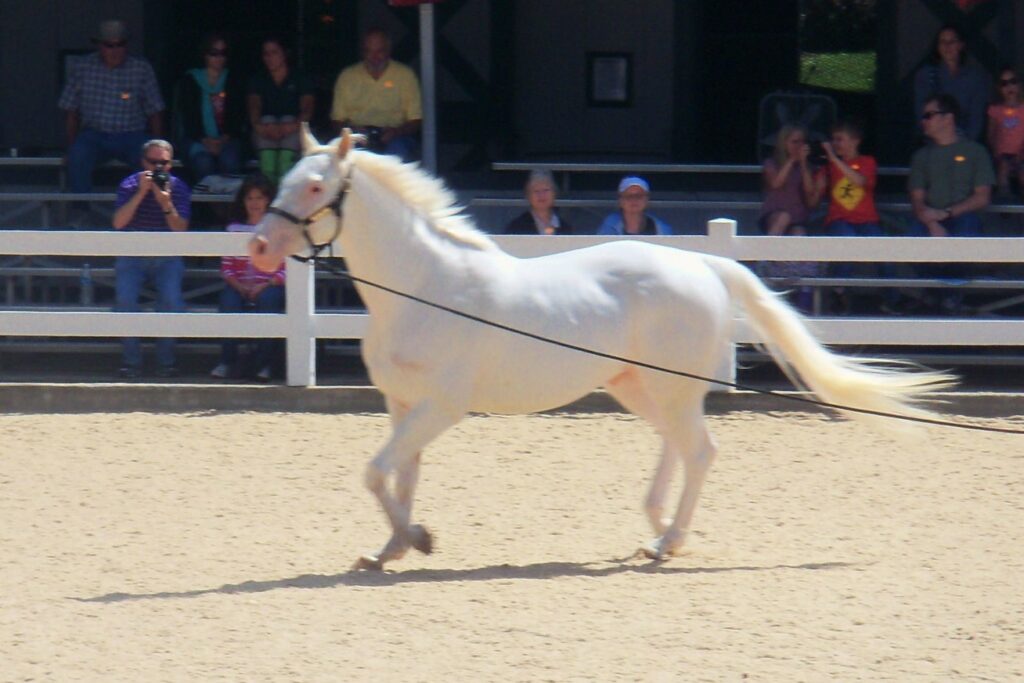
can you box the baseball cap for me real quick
[617,176,650,194]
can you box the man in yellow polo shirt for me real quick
[331,27,422,161]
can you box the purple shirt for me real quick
[760,158,813,225]
[115,173,192,230]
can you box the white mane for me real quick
[348,150,498,251]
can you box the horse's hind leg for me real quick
[357,398,461,569]
[605,369,676,534]
[644,404,718,560]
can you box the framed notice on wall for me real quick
[587,52,632,107]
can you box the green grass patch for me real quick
[799,51,876,93]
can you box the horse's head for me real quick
[249,124,361,272]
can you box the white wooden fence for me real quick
[2,219,1023,387]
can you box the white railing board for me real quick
[1,220,1023,387]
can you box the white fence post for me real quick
[707,218,738,391]
[285,258,316,387]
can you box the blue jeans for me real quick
[67,129,149,192]
[184,138,243,181]
[906,212,982,279]
[218,283,285,370]
[906,212,982,239]
[115,256,185,369]
[382,135,420,163]
[906,212,983,311]
[827,221,893,279]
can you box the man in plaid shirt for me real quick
[58,20,165,195]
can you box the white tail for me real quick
[705,256,957,424]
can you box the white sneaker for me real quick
[210,363,229,379]
[257,366,272,381]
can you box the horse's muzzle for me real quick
[248,235,283,274]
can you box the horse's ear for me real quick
[300,123,320,156]
[337,128,354,160]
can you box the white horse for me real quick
[250,127,955,569]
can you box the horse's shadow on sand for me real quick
[72,558,858,604]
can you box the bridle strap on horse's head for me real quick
[266,163,354,264]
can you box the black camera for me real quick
[808,140,827,164]
[151,170,170,191]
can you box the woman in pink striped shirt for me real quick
[210,174,285,381]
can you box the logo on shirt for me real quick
[955,155,966,162]
[832,177,864,211]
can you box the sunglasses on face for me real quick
[144,157,169,167]
[101,40,127,49]
[206,49,227,57]
[1001,77,1019,86]
[921,110,948,120]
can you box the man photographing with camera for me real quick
[112,139,192,379]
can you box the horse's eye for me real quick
[311,186,322,194]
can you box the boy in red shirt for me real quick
[815,118,888,313]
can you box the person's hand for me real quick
[150,174,173,211]
[821,141,838,161]
[202,137,223,155]
[796,143,811,163]
[926,220,949,237]
[137,170,154,196]
[248,282,269,301]
[921,206,950,224]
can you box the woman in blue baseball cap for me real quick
[597,175,673,235]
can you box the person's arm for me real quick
[948,185,992,217]
[112,174,149,230]
[151,179,189,232]
[822,142,866,186]
[247,93,266,135]
[798,156,824,208]
[910,187,948,236]
[986,108,998,152]
[765,157,796,190]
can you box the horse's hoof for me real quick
[640,543,670,562]
[409,524,433,555]
[353,554,384,571]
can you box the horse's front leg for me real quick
[369,451,430,565]
[355,399,460,570]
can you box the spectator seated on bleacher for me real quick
[758,125,825,313]
[987,67,1024,200]
[111,139,191,379]
[330,27,422,163]
[174,32,245,185]
[503,170,573,235]
[246,36,314,185]
[815,117,896,314]
[905,93,995,314]
[211,174,285,382]
[597,176,672,236]
[58,20,165,203]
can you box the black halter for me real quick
[267,165,353,263]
